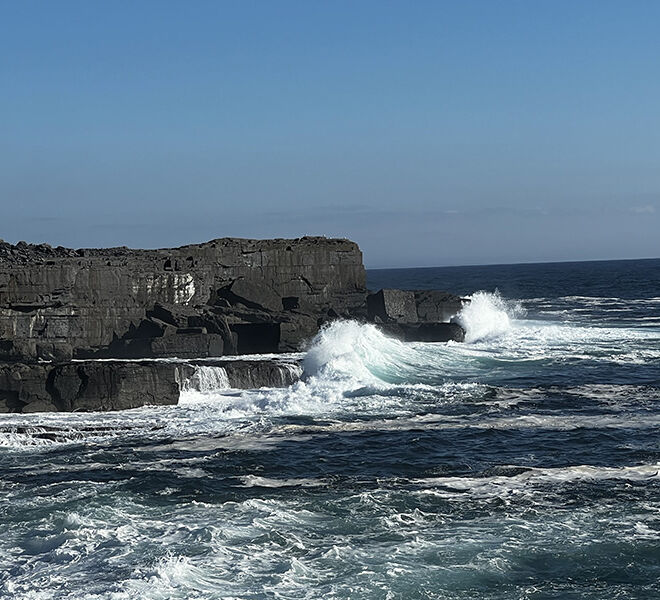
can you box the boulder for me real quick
[367,289,418,323]
[414,290,465,323]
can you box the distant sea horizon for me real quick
[367,254,660,271]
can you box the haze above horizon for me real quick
[2,1,659,269]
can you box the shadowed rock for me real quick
[0,237,470,412]
[366,288,467,342]
[367,289,418,323]
[378,322,466,343]
[0,361,179,412]
[1,358,303,413]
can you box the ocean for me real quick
[1,258,659,599]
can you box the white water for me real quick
[454,291,522,342]
[1,291,659,599]
[2,292,659,452]
[180,365,230,393]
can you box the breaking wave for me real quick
[303,320,410,382]
[3,263,659,599]
[301,291,521,385]
[454,291,523,342]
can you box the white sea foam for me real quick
[454,291,523,343]
[302,320,402,382]
[416,462,660,499]
[180,365,230,393]
[1,294,658,453]
[239,476,324,488]
[0,429,58,448]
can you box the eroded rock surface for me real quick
[0,237,366,362]
[0,361,179,412]
[0,358,303,413]
[0,238,470,412]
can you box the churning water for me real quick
[1,259,659,599]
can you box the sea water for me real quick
[1,259,659,599]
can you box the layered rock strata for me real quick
[0,237,366,362]
[0,358,302,413]
[0,237,468,412]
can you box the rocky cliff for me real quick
[0,237,366,362]
[0,236,467,413]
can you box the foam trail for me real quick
[454,291,522,342]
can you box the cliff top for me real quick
[0,236,359,264]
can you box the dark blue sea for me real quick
[1,259,659,599]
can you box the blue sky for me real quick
[1,1,659,267]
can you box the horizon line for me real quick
[366,255,660,271]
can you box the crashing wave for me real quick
[453,291,523,343]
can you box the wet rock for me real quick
[367,288,466,325]
[414,290,466,323]
[378,322,465,343]
[367,289,418,323]
[0,361,179,412]
[178,358,302,390]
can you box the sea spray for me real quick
[1,261,658,599]
[454,291,524,343]
[302,320,417,382]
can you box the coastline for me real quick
[0,237,466,412]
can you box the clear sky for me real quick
[1,1,659,268]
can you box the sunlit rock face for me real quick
[0,237,367,362]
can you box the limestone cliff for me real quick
[0,237,367,362]
[0,236,468,413]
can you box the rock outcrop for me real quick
[0,358,303,413]
[0,361,180,413]
[0,237,469,413]
[367,288,467,342]
[0,237,366,362]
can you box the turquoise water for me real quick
[1,259,659,599]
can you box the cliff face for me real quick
[0,358,302,413]
[0,236,469,414]
[0,237,367,362]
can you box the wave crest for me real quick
[303,320,409,382]
[454,291,523,343]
